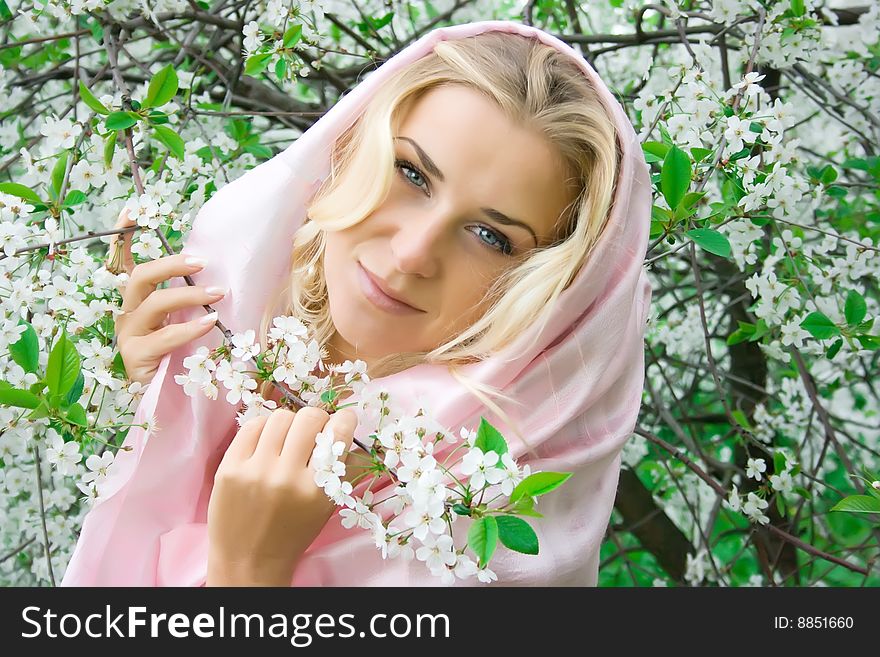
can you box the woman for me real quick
[61,19,652,587]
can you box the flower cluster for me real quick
[175,315,369,425]
[175,315,566,584]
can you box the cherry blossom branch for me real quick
[0,225,139,262]
[30,444,55,587]
[635,427,870,576]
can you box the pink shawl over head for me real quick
[61,19,652,587]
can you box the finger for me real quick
[125,285,226,335]
[303,408,357,471]
[125,311,219,363]
[277,406,333,468]
[250,408,298,462]
[220,414,269,465]
[107,208,136,276]
[121,253,209,313]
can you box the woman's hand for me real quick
[206,406,358,586]
[109,208,226,386]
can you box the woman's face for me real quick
[322,83,578,367]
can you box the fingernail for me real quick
[335,409,358,430]
[205,286,227,297]
[185,256,208,268]
[199,311,218,325]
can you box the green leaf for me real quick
[751,318,770,342]
[275,56,288,81]
[0,182,43,205]
[148,110,170,125]
[282,23,302,48]
[88,17,103,45]
[226,118,250,142]
[46,330,81,398]
[841,157,870,171]
[62,189,87,207]
[65,402,88,427]
[78,80,110,114]
[690,147,713,164]
[642,141,669,160]
[9,320,39,374]
[856,335,880,350]
[680,191,706,211]
[496,515,539,555]
[795,486,811,500]
[773,451,786,474]
[144,64,178,108]
[830,495,880,514]
[452,503,471,516]
[660,145,692,210]
[685,227,731,258]
[65,370,85,406]
[473,416,508,457]
[826,337,843,359]
[819,165,837,185]
[727,328,750,346]
[510,495,543,518]
[0,387,41,409]
[244,143,274,160]
[844,290,867,327]
[467,516,498,568]
[50,151,69,198]
[27,400,50,420]
[651,205,671,222]
[721,173,745,205]
[731,409,752,431]
[105,111,138,131]
[790,0,805,18]
[728,321,755,346]
[509,471,573,504]
[800,312,839,340]
[244,52,273,76]
[104,131,117,167]
[152,124,185,159]
[110,350,127,379]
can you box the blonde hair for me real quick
[258,32,621,457]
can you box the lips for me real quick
[357,263,424,315]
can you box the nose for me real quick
[388,209,449,278]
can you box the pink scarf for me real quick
[61,19,652,587]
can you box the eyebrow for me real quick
[394,136,539,247]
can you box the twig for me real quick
[0,226,140,262]
[31,444,56,586]
[636,427,870,576]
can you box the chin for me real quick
[328,304,388,359]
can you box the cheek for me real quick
[321,237,351,326]
[323,232,352,284]
[436,265,499,332]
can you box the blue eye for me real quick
[469,226,513,256]
[395,158,514,257]
[395,159,428,191]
